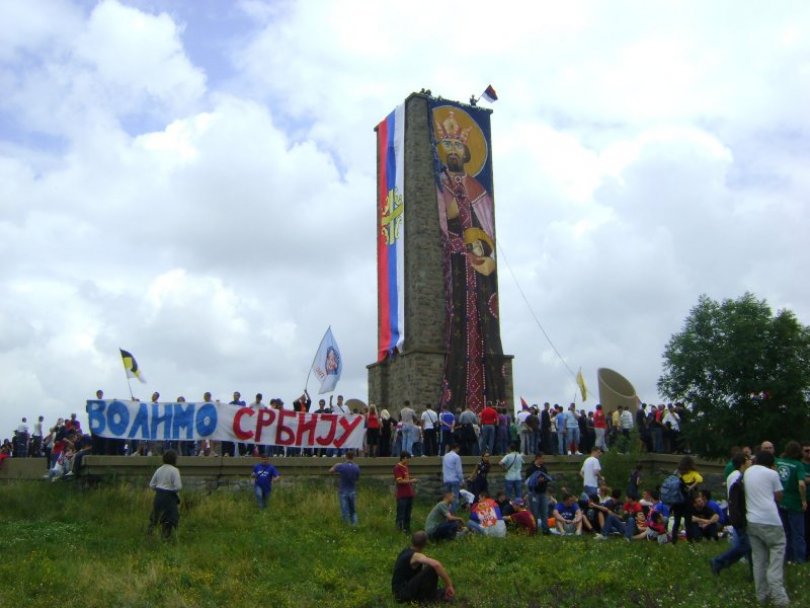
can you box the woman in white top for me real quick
[148,450,182,540]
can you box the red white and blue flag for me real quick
[376,105,405,361]
[481,84,498,103]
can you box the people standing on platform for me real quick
[222,391,245,457]
[439,404,455,455]
[457,404,478,456]
[479,401,498,456]
[380,409,394,458]
[148,450,182,540]
[421,404,438,457]
[366,405,381,457]
[399,401,418,456]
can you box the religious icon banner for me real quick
[376,105,405,361]
[429,100,506,412]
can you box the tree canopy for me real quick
[658,293,810,458]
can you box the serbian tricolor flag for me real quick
[376,104,405,361]
[481,84,498,103]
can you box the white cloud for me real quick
[1,0,810,436]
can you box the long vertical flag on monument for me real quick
[376,104,405,361]
[311,327,343,394]
[119,348,146,383]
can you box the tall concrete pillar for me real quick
[368,93,513,416]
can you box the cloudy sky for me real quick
[2,0,809,435]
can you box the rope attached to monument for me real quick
[495,241,579,383]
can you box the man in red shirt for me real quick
[394,451,418,533]
[506,498,537,535]
[480,401,499,455]
[593,404,608,451]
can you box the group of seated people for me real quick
[422,483,725,544]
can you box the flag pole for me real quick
[303,326,330,393]
[126,376,135,401]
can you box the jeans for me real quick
[339,490,357,525]
[748,522,789,607]
[601,513,635,539]
[529,492,550,533]
[557,431,565,455]
[444,481,461,511]
[480,425,496,455]
[565,427,580,453]
[504,479,522,502]
[254,485,271,509]
[779,508,806,563]
[711,526,752,572]
[520,430,532,455]
[429,521,459,541]
[396,497,413,533]
[401,424,417,455]
[594,428,607,451]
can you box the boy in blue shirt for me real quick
[252,454,280,509]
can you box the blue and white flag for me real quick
[311,327,342,394]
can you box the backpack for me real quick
[660,473,686,506]
[727,474,746,529]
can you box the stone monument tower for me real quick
[367,93,514,415]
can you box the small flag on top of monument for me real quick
[120,348,146,383]
[576,368,588,401]
[481,84,498,103]
[311,327,343,394]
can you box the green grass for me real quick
[0,479,808,607]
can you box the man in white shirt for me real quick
[421,405,439,457]
[400,401,418,456]
[442,443,464,508]
[744,450,789,607]
[579,446,603,499]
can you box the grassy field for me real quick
[0,479,808,608]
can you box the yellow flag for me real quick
[576,369,588,401]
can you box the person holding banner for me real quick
[148,450,182,540]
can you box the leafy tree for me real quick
[658,293,810,458]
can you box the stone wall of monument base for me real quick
[367,350,446,417]
[368,353,514,417]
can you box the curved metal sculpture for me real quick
[597,367,640,415]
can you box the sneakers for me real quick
[594,534,608,541]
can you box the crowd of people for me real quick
[390,439,808,605]
[3,389,694,463]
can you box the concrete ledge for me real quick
[1,453,724,483]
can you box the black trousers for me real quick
[394,564,439,603]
